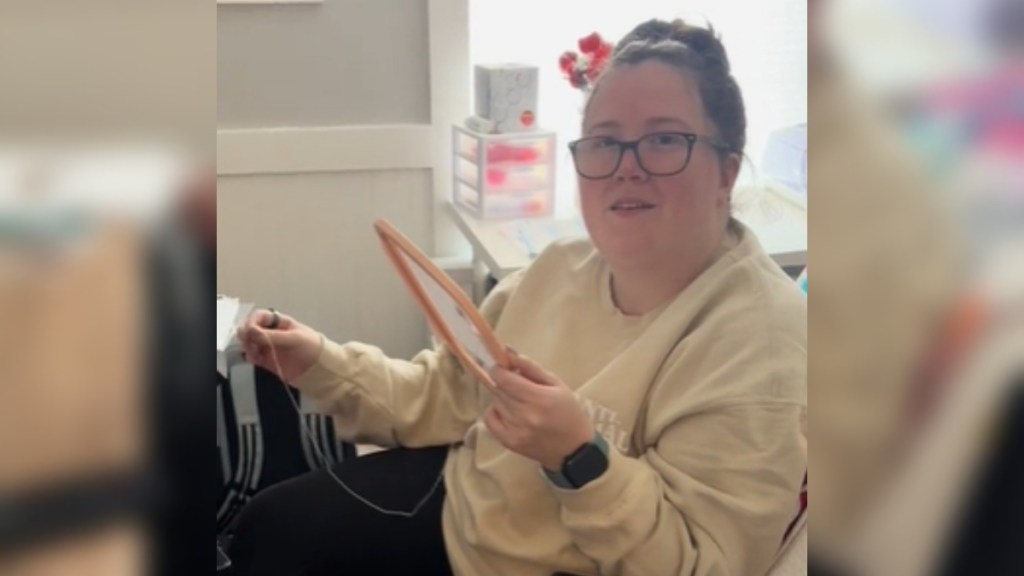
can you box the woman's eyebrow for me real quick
[584,117,698,136]
[583,120,620,134]
[645,116,696,131]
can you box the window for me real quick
[469,0,807,217]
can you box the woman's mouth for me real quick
[609,200,656,214]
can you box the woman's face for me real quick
[577,60,738,270]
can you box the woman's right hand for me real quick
[236,309,324,384]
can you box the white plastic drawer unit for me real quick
[452,125,556,220]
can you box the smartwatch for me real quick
[543,432,609,490]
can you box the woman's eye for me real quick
[650,134,686,147]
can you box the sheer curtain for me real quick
[469,0,807,218]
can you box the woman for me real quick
[232,18,806,576]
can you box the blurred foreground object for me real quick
[0,178,148,574]
[1,0,214,571]
[146,163,217,576]
[0,148,199,576]
[811,0,1023,574]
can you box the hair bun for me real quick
[615,19,731,73]
[614,19,679,48]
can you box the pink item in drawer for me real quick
[487,144,540,164]
[486,169,507,186]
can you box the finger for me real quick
[237,333,269,364]
[247,309,297,331]
[507,353,559,387]
[273,311,297,330]
[234,325,257,353]
[236,323,262,351]
[484,405,509,441]
[247,342,289,377]
[239,318,272,339]
[489,365,544,402]
[238,327,288,372]
[235,325,256,354]
[246,349,269,370]
[240,335,265,358]
[492,395,527,427]
[490,379,533,413]
[239,323,297,351]
[246,309,276,329]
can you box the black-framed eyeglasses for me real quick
[567,131,732,180]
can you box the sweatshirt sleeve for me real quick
[550,339,807,576]
[288,272,521,449]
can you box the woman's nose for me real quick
[614,147,648,182]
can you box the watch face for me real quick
[564,443,608,488]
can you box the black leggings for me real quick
[226,446,452,576]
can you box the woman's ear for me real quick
[717,153,741,207]
[720,153,741,190]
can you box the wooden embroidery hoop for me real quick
[373,219,509,390]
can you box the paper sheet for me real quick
[217,296,251,377]
[496,218,586,258]
[217,296,240,352]
[404,249,498,370]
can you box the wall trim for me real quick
[216,0,472,260]
[216,124,434,176]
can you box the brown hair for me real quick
[588,19,746,158]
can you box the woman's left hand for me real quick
[485,352,595,472]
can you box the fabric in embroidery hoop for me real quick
[373,219,509,390]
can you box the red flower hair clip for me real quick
[558,32,614,92]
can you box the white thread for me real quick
[257,328,445,518]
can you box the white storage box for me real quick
[474,64,539,133]
[452,125,555,220]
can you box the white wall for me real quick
[216,170,432,357]
[216,0,467,359]
[217,0,430,129]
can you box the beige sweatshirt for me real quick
[294,219,807,576]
